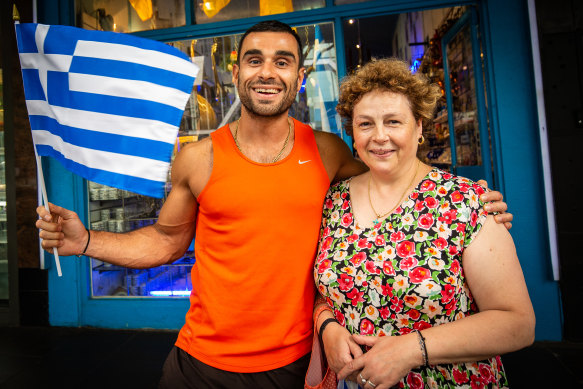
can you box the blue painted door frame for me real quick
[37,0,562,340]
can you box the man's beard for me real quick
[238,78,299,117]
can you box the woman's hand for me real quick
[477,180,513,229]
[338,333,421,389]
[322,323,364,383]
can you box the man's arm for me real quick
[313,131,367,183]
[36,139,212,268]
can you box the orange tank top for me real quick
[175,119,330,372]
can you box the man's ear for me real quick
[232,63,239,84]
[297,67,306,91]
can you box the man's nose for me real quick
[258,62,276,79]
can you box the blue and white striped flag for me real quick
[15,23,198,198]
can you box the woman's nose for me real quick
[372,125,390,142]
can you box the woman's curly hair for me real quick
[337,58,443,136]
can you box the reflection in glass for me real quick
[445,23,482,166]
[0,67,7,301]
[76,0,185,33]
[194,0,324,24]
[89,23,340,297]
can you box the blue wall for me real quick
[38,0,563,339]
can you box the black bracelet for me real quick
[76,228,90,258]
[318,317,338,346]
[414,329,429,367]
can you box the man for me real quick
[36,20,511,389]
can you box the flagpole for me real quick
[35,148,62,277]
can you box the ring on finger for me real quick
[367,380,377,388]
[359,373,367,385]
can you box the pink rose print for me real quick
[434,237,448,250]
[357,238,370,249]
[322,226,330,238]
[346,233,358,243]
[325,198,333,209]
[453,368,469,384]
[390,231,406,243]
[383,261,396,276]
[470,374,485,389]
[456,223,466,233]
[438,209,458,224]
[360,318,375,335]
[449,245,459,256]
[418,213,434,229]
[451,190,464,203]
[441,284,455,303]
[459,182,470,193]
[407,309,420,320]
[473,184,485,195]
[350,252,366,266]
[334,309,346,326]
[409,267,431,283]
[420,179,436,192]
[396,241,415,257]
[375,235,386,246]
[478,363,494,383]
[338,274,354,292]
[318,259,331,273]
[341,200,349,210]
[414,200,425,212]
[399,256,418,271]
[442,172,452,179]
[425,196,438,209]
[413,320,431,331]
[321,236,333,251]
[365,260,381,274]
[347,288,365,306]
[471,210,479,227]
[406,372,424,389]
[450,259,460,275]
[341,213,353,227]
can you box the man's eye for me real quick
[276,60,288,67]
[249,59,261,65]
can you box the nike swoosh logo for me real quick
[298,160,311,165]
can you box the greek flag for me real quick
[15,23,198,198]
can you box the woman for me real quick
[313,58,535,388]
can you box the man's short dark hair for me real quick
[237,20,304,68]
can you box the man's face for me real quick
[233,32,304,117]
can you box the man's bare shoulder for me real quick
[172,137,213,197]
[313,129,346,150]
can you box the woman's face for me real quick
[352,90,422,176]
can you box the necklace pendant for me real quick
[373,218,379,225]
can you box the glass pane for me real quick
[194,0,324,24]
[0,67,7,301]
[76,0,185,33]
[334,0,372,5]
[89,22,340,297]
[445,23,482,166]
[88,183,195,297]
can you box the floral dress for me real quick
[314,168,508,389]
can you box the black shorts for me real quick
[158,346,311,389]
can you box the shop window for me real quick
[76,0,185,32]
[194,0,324,24]
[88,22,340,297]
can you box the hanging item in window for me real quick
[202,0,231,18]
[129,0,153,21]
[260,0,293,16]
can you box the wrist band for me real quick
[313,303,333,324]
[76,228,91,258]
[414,330,429,367]
[318,317,338,346]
